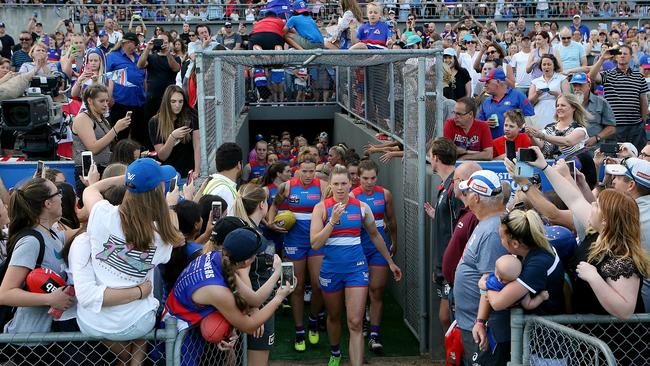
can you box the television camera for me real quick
[0,74,69,160]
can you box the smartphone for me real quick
[211,201,222,224]
[540,87,550,93]
[566,160,576,181]
[609,48,621,55]
[37,160,45,176]
[515,160,535,178]
[81,151,93,179]
[126,111,133,119]
[169,176,177,192]
[505,140,516,161]
[187,170,194,185]
[280,262,295,289]
[601,143,619,157]
[517,148,537,162]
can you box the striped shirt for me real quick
[600,68,650,126]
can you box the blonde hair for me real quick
[443,63,456,85]
[366,2,382,12]
[232,184,267,228]
[501,208,554,254]
[324,164,350,197]
[119,185,184,251]
[555,94,592,128]
[28,42,48,58]
[590,189,650,277]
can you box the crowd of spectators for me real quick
[0,0,650,365]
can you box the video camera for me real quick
[0,75,68,160]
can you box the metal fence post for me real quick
[163,318,178,366]
[363,66,368,122]
[195,52,210,176]
[347,67,352,114]
[214,58,224,148]
[335,66,340,105]
[510,307,525,365]
[417,56,428,354]
[389,62,395,133]
[434,47,444,137]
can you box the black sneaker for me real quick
[368,338,384,354]
[318,314,327,332]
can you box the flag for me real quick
[104,68,137,88]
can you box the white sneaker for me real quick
[368,338,384,354]
[304,289,312,302]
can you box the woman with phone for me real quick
[525,93,590,158]
[148,85,200,181]
[70,48,114,104]
[71,84,131,195]
[528,54,570,129]
[349,160,397,354]
[311,165,401,366]
[266,151,329,352]
[232,184,283,366]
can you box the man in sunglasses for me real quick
[553,27,587,72]
[605,157,650,312]
[10,31,33,71]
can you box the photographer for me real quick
[138,32,181,148]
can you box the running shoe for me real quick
[308,329,319,345]
[294,339,306,352]
[304,288,312,302]
[328,354,341,366]
[368,338,384,354]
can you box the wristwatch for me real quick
[520,183,531,193]
[595,135,602,143]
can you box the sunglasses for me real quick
[46,187,64,199]
[561,37,571,40]
[20,38,32,41]
[465,40,476,44]
[189,33,196,37]
[486,50,497,55]
[453,110,471,116]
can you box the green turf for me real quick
[270,293,420,361]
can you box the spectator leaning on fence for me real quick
[443,97,493,161]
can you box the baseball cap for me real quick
[545,225,577,262]
[223,228,265,262]
[462,34,475,42]
[319,131,328,141]
[458,170,503,197]
[605,157,650,188]
[255,133,264,141]
[293,0,309,13]
[479,68,507,82]
[98,30,108,37]
[619,142,639,157]
[640,54,650,69]
[225,21,232,27]
[573,14,581,19]
[406,34,422,47]
[388,9,395,14]
[212,216,248,245]
[443,48,457,57]
[122,32,140,45]
[639,27,646,33]
[0,22,5,28]
[125,158,177,193]
[569,72,590,84]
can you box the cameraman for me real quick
[137,32,181,150]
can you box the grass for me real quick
[270,292,420,362]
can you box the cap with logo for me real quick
[225,21,232,27]
[125,158,177,193]
[569,72,591,84]
[223,228,265,263]
[458,170,503,197]
[619,142,639,157]
[479,68,507,82]
[99,30,108,37]
[443,48,457,57]
[319,131,328,141]
[122,32,140,45]
[293,0,309,13]
[640,54,650,70]
[605,157,650,188]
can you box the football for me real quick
[200,311,232,344]
[26,267,65,294]
[273,210,296,231]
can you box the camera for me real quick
[152,39,163,52]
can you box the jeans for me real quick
[536,8,549,18]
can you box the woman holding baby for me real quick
[472,208,566,352]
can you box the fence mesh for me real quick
[523,316,617,366]
[174,326,245,366]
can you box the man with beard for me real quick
[569,72,616,148]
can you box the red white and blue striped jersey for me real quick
[267,183,289,210]
[351,185,386,227]
[356,21,390,47]
[164,250,228,330]
[249,160,267,180]
[285,177,322,245]
[322,197,366,272]
[254,68,268,87]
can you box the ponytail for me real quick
[501,209,554,254]
[233,184,267,228]
[8,178,50,251]
[221,251,249,312]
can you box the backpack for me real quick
[0,229,46,332]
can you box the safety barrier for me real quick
[510,308,650,365]
[173,325,246,366]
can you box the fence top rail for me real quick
[524,316,617,366]
[198,48,443,57]
[530,313,650,324]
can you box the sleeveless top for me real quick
[531,46,554,79]
[165,250,228,330]
[285,177,322,246]
[321,197,366,272]
[541,121,588,158]
[249,161,268,180]
[72,111,112,167]
[267,183,289,210]
[351,185,389,249]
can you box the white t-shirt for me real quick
[459,51,481,95]
[510,51,532,88]
[83,200,173,333]
[202,173,238,216]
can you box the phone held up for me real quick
[280,262,295,289]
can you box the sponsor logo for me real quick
[268,334,275,346]
[307,194,320,200]
[373,200,385,206]
[471,182,488,194]
[348,214,361,220]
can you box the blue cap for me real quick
[639,27,646,33]
[458,170,502,197]
[223,228,265,262]
[293,0,309,13]
[545,225,576,262]
[99,30,108,37]
[406,34,422,47]
[255,134,264,142]
[569,72,590,84]
[462,34,474,42]
[125,158,177,193]
[479,68,507,82]
[640,54,650,69]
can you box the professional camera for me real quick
[0,75,68,160]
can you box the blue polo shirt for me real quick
[478,87,535,139]
[106,49,146,107]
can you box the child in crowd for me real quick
[492,109,532,159]
[254,67,271,102]
[285,0,325,50]
[270,67,286,103]
[485,255,549,310]
[350,2,390,50]
[294,67,309,102]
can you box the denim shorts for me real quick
[77,310,156,341]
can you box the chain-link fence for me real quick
[511,309,650,365]
[0,318,177,366]
[173,326,246,366]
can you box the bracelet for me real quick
[137,285,143,300]
[474,320,487,328]
[112,127,118,139]
[542,164,549,171]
